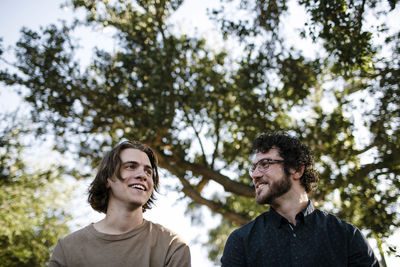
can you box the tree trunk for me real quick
[375,236,387,267]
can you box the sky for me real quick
[1,0,400,266]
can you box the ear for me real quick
[106,178,112,189]
[292,165,305,180]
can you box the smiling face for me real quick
[106,148,154,212]
[251,148,292,205]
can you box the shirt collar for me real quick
[303,200,315,216]
[267,200,315,228]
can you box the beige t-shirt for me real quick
[49,219,191,267]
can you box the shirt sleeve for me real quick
[49,239,67,267]
[347,226,380,267]
[221,230,247,267]
[165,236,192,267]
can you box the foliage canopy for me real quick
[0,114,71,266]
[1,0,399,263]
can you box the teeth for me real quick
[257,183,267,189]
[131,184,145,191]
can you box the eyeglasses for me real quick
[248,158,285,176]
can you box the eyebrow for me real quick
[122,161,152,169]
[252,158,283,165]
[252,158,272,164]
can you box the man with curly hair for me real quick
[50,141,191,267]
[221,132,378,266]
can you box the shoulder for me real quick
[222,214,267,266]
[53,225,94,256]
[147,220,182,238]
[313,209,355,228]
[50,225,93,266]
[146,220,191,265]
[58,224,93,245]
[311,208,362,238]
[227,212,266,241]
[311,209,379,265]
[147,220,189,246]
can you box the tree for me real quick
[0,112,71,266]
[1,0,399,264]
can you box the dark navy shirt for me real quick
[221,201,379,267]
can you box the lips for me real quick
[129,183,146,191]
[255,181,269,189]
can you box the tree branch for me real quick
[185,112,209,167]
[158,150,254,197]
[211,112,221,169]
[356,0,366,30]
[156,152,251,225]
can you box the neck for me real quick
[94,203,144,235]
[271,190,309,226]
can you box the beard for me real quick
[255,173,292,205]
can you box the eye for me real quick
[259,160,270,168]
[144,168,153,176]
[250,164,257,172]
[126,164,136,169]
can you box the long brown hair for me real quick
[88,141,159,213]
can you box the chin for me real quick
[255,196,269,205]
[255,192,274,205]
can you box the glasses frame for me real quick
[248,158,285,176]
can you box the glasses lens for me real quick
[249,159,284,176]
[248,165,254,175]
[259,159,270,171]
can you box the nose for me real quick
[251,167,262,183]
[135,167,148,181]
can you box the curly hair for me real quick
[88,141,159,213]
[252,132,318,193]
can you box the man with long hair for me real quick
[221,132,378,266]
[50,141,191,267]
